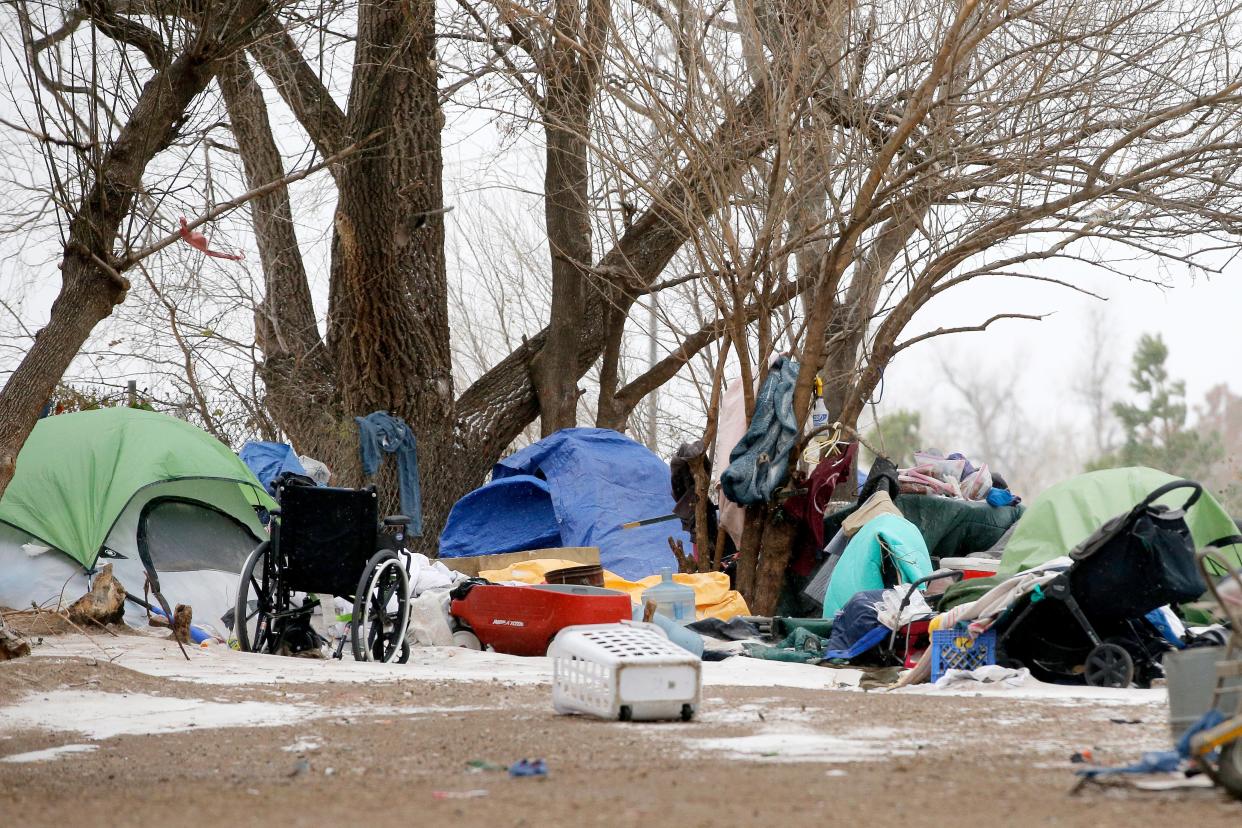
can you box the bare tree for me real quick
[0,0,299,495]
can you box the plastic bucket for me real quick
[1164,645,1242,740]
[546,564,605,587]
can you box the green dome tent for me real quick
[0,408,275,631]
[998,467,1242,577]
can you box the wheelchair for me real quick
[233,480,412,662]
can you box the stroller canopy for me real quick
[998,467,1242,577]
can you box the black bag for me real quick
[1068,480,1207,620]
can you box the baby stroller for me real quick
[996,480,1207,688]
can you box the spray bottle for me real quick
[802,376,831,473]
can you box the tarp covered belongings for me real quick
[239,440,308,492]
[440,428,688,580]
[476,558,749,621]
[825,493,1023,561]
[998,467,1242,577]
[822,513,933,618]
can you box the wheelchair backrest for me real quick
[274,484,379,597]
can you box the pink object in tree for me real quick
[178,216,244,261]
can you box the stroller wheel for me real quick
[1084,643,1134,688]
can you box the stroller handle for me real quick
[1140,479,1203,512]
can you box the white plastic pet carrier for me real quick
[548,622,702,721]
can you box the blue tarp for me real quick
[439,475,561,558]
[239,441,307,493]
[439,428,687,580]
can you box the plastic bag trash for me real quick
[933,665,1029,688]
[297,455,332,485]
[874,586,932,630]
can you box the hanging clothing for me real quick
[354,411,423,535]
[721,356,801,505]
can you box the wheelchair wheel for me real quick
[234,542,276,653]
[351,551,410,663]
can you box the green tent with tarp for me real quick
[0,408,275,631]
[998,467,1242,578]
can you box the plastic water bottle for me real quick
[642,569,696,625]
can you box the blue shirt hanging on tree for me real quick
[354,411,422,535]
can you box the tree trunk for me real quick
[750,511,798,616]
[534,88,593,435]
[218,54,341,456]
[327,0,454,545]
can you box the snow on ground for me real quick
[683,725,917,763]
[24,634,1168,706]
[0,634,1176,770]
[0,687,496,740]
[0,744,98,764]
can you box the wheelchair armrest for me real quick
[383,514,412,527]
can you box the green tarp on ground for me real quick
[998,467,1242,577]
[0,408,273,568]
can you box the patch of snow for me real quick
[896,680,1166,705]
[0,690,494,740]
[1,744,98,763]
[684,724,915,763]
[282,738,321,753]
[697,704,812,725]
[27,634,1170,708]
[0,691,312,738]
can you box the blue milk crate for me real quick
[930,626,997,682]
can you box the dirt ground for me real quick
[1,634,1240,827]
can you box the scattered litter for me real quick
[433,789,489,799]
[466,759,507,773]
[509,758,548,777]
[1070,749,1095,764]
[1108,717,1143,725]
[289,758,310,777]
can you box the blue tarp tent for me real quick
[239,441,307,493]
[439,428,687,580]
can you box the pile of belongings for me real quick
[739,465,1242,693]
[898,449,1018,506]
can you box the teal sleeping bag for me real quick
[822,513,933,618]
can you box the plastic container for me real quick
[549,622,702,721]
[633,603,704,656]
[546,564,606,587]
[1165,645,1242,740]
[641,569,696,625]
[929,626,997,682]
